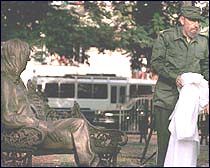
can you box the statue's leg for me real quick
[70,119,99,166]
[42,118,99,167]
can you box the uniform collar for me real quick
[174,26,199,43]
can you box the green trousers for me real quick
[154,106,173,167]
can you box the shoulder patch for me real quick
[198,32,208,38]
[159,29,172,34]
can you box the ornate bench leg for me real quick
[98,152,118,167]
[1,150,32,167]
[112,153,117,167]
[28,152,33,167]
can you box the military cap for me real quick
[181,6,204,21]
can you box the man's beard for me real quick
[188,29,199,39]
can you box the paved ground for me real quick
[32,133,209,167]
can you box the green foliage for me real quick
[1,1,52,42]
[38,9,79,58]
[111,1,162,69]
[1,1,209,70]
[33,51,47,62]
[150,12,166,37]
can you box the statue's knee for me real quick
[77,118,86,126]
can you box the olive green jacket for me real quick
[151,26,209,110]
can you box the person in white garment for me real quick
[164,73,209,167]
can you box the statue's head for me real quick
[1,38,30,77]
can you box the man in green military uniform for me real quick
[151,6,209,167]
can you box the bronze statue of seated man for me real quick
[1,38,100,167]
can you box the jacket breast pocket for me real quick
[165,50,184,69]
[195,46,206,60]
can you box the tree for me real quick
[1,1,209,70]
[1,1,121,64]
[110,1,164,69]
[1,1,52,43]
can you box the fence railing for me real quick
[119,95,154,133]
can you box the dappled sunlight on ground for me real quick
[32,134,209,167]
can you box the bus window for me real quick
[111,86,117,103]
[130,85,153,97]
[60,83,75,98]
[119,86,126,103]
[45,83,59,98]
[78,83,92,98]
[138,85,153,95]
[129,85,138,98]
[93,84,107,99]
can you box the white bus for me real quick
[33,74,156,111]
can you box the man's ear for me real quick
[179,16,185,25]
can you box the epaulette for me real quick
[198,32,208,38]
[159,29,172,34]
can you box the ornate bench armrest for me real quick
[89,125,128,148]
[2,127,44,149]
[72,102,128,150]
[46,101,88,120]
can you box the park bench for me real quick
[1,81,128,167]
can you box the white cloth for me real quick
[164,72,209,167]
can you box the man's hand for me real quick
[176,75,183,88]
